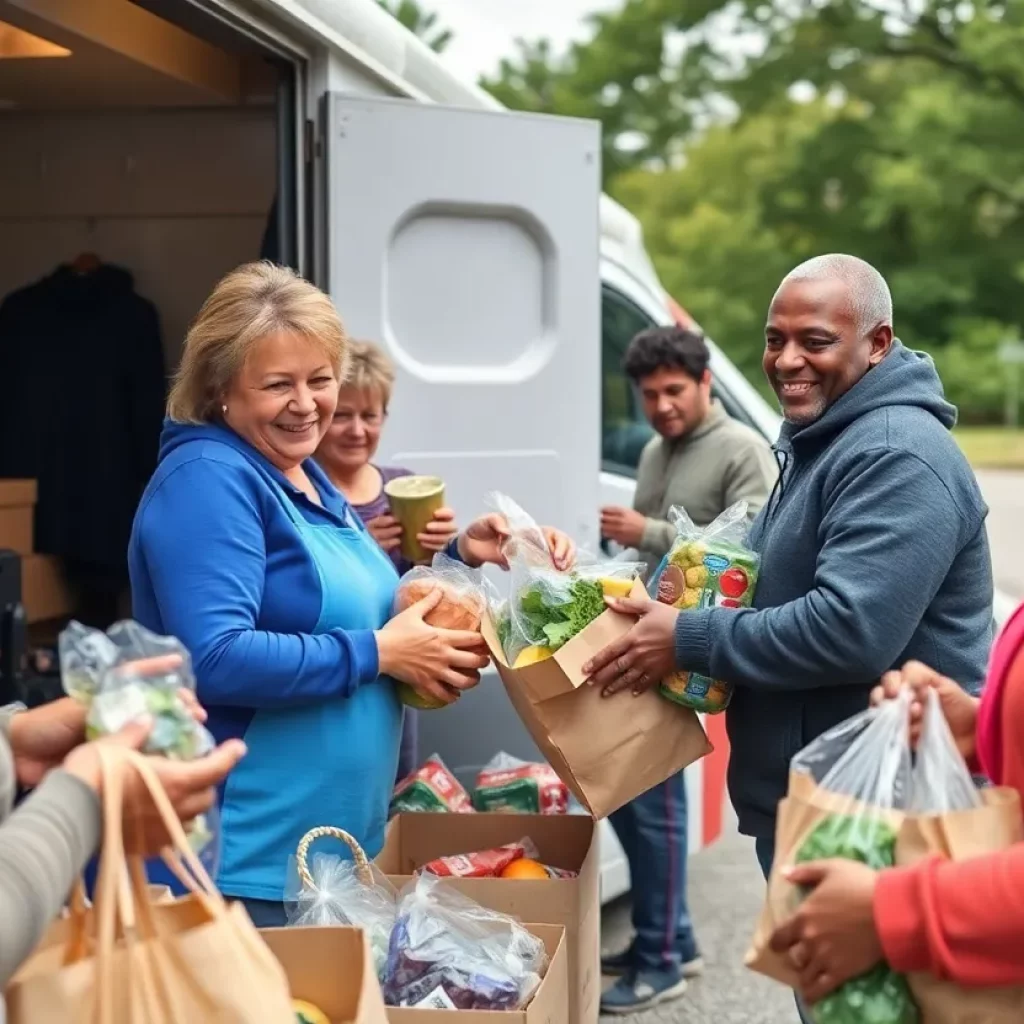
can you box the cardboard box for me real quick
[261,926,389,1024]
[22,554,76,624]
[482,582,712,819]
[384,923,567,1024]
[377,814,599,1024]
[0,478,36,556]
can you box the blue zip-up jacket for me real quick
[674,342,994,837]
[128,420,406,900]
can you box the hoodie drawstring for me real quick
[765,448,789,523]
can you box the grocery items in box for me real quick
[287,826,398,979]
[392,554,490,709]
[390,753,475,816]
[382,873,548,1010]
[652,501,759,713]
[58,619,220,871]
[487,492,644,664]
[473,752,569,815]
[421,837,540,879]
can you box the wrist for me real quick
[62,748,102,794]
[455,532,482,568]
[374,629,398,679]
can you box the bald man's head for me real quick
[764,255,895,424]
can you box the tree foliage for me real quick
[483,0,1024,421]
[377,0,453,53]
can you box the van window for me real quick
[601,286,763,476]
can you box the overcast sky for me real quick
[430,0,619,85]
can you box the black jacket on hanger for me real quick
[0,263,166,581]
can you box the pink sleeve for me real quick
[875,846,1024,986]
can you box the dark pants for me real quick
[609,771,698,971]
[755,835,816,1024]
[239,897,288,928]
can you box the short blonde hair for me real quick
[343,340,397,409]
[168,261,349,424]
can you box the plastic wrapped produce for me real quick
[652,501,760,713]
[58,619,220,872]
[287,827,397,979]
[382,873,547,1010]
[473,752,569,815]
[487,492,643,664]
[392,554,490,710]
[390,753,475,816]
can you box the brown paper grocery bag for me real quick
[6,747,296,1024]
[897,787,1024,1023]
[745,773,903,987]
[482,583,711,819]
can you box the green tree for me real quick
[376,0,453,53]
[482,0,1024,422]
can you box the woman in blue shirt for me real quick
[128,262,574,925]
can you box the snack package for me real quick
[393,554,490,710]
[473,752,569,815]
[652,501,760,713]
[773,692,918,1024]
[58,620,220,873]
[383,873,548,1010]
[390,754,475,816]
[285,852,397,979]
[488,492,644,665]
[420,837,540,879]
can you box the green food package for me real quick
[472,752,569,814]
[390,753,474,816]
[653,501,759,713]
[795,815,918,1024]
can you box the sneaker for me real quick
[600,968,689,1015]
[601,943,705,979]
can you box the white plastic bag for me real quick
[908,688,983,814]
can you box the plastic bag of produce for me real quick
[652,501,759,713]
[473,752,569,814]
[286,827,398,980]
[392,554,490,710]
[58,619,221,873]
[382,873,548,1010]
[896,690,1024,1023]
[390,753,475,816]
[487,492,644,665]
[747,690,919,1024]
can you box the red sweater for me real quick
[874,635,1024,985]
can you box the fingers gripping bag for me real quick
[383,872,548,1010]
[652,500,759,713]
[487,492,644,667]
[286,827,398,980]
[898,690,1024,1023]
[393,553,489,710]
[747,690,919,1024]
[58,619,221,875]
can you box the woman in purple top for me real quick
[316,342,460,781]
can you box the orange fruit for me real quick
[500,858,550,880]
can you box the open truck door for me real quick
[320,91,603,796]
[322,94,601,546]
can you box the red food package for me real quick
[390,754,474,816]
[421,838,540,879]
[473,753,569,815]
[541,865,578,879]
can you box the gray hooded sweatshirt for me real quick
[674,342,994,837]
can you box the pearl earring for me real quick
[222,404,228,415]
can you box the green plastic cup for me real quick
[384,475,445,565]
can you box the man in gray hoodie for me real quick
[586,254,994,875]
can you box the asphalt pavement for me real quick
[598,468,1024,1024]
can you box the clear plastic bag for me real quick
[790,690,918,1024]
[58,619,221,874]
[382,872,548,1010]
[473,751,569,815]
[285,852,397,979]
[486,492,644,666]
[651,500,760,713]
[908,688,983,814]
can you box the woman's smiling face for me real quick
[223,330,339,471]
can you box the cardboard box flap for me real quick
[0,479,37,508]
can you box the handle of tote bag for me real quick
[296,826,374,889]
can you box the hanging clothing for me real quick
[0,264,166,581]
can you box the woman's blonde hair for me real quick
[168,261,349,424]
[343,340,397,409]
